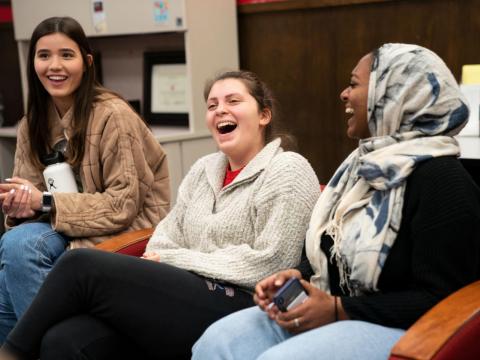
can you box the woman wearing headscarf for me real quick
[192,43,480,360]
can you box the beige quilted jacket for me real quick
[9,93,170,248]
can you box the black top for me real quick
[306,156,480,329]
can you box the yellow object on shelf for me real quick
[462,65,480,84]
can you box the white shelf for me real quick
[151,127,212,143]
[0,126,18,138]
[0,125,212,144]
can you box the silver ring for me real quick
[294,318,300,328]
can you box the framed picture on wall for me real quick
[143,51,188,126]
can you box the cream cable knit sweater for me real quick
[146,139,320,289]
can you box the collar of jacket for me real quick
[48,99,75,144]
[204,138,283,194]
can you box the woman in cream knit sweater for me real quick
[0,71,320,360]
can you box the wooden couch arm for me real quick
[390,280,480,360]
[95,228,154,254]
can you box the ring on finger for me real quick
[294,318,300,328]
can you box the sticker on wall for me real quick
[152,0,171,26]
[91,0,107,34]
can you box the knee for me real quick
[192,307,266,360]
[41,315,139,360]
[0,227,40,262]
[193,314,246,358]
[0,224,64,265]
[55,249,94,272]
[192,321,232,359]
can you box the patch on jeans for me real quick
[205,280,235,297]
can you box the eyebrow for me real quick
[36,48,76,52]
[207,93,242,101]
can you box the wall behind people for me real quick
[237,0,480,183]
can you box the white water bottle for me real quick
[42,152,79,193]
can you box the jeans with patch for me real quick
[0,222,68,343]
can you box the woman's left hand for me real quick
[275,280,336,334]
[0,177,42,218]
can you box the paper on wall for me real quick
[152,0,173,27]
[91,0,108,34]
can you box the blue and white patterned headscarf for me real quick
[306,43,469,295]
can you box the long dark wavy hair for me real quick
[27,16,103,169]
[203,70,297,151]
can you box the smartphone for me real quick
[273,277,308,312]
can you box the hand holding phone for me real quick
[273,277,309,312]
[254,269,302,313]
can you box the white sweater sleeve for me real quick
[145,158,205,252]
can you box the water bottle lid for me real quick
[42,151,65,166]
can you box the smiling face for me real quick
[340,53,373,140]
[206,78,271,170]
[34,32,91,116]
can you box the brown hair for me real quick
[26,16,112,169]
[203,70,296,151]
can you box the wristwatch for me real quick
[41,192,53,213]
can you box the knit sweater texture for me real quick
[319,156,480,329]
[146,139,320,290]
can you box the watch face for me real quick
[42,193,53,207]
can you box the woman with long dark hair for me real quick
[0,16,170,343]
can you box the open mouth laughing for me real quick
[217,121,238,134]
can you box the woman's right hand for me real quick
[254,269,302,318]
[141,251,161,262]
[0,181,37,219]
